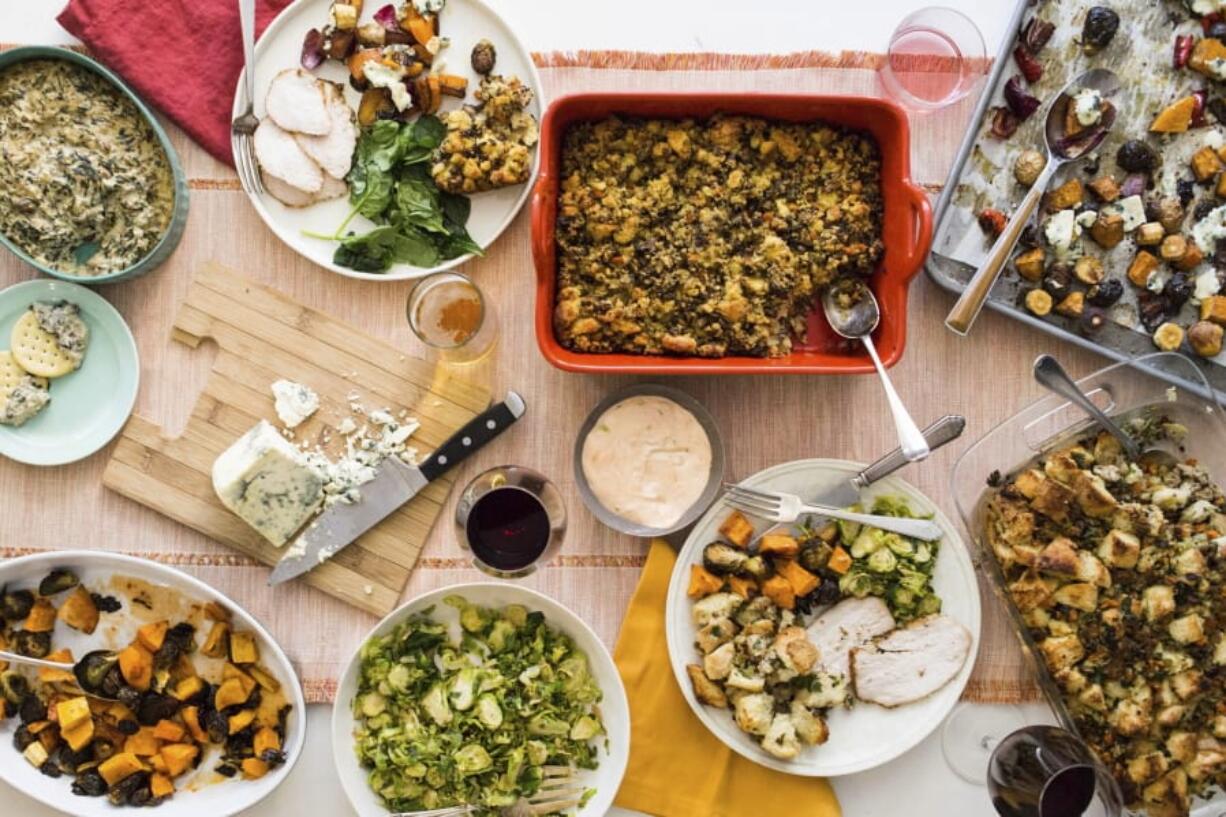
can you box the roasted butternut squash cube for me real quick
[1202,295,1226,325]
[150,753,169,774]
[1190,37,1226,75]
[137,621,169,653]
[62,718,94,752]
[1087,176,1120,202]
[1127,251,1160,288]
[181,706,209,744]
[55,696,91,732]
[160,743,199,778]
[1089,211,1125,248]
[247,664,282,694]
[758,534,800,559]
[214,678,251,711]
[253,726,281,757]
[118,644,154,691]
[718,510,754,548]
[172,676,205,702]
[1173,243,1204,271]
[200,621,230,659]
[152,719,186,743]
[24,599,57,633]
[1046,179,1084,211]
[124,726,161,757]
[1151,96,1197,133]
[1192,147,1224,181]
[149,772,175,799]
[38,648,76,684]
[98,752,145,786]
[228,709,257,735]
[57,587,99,634]
[203,601,231,622]
[687,564,724,598]
[223,663,258,698]
[241,757,270,780]
[760,574,796,610]
[228,631,260,665]
[827,545,852,575]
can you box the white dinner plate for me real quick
[665,458,982,777]
[0,551,306,817]
[332,582,630,816]
[232,0,543,281]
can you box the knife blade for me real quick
[269,391,526,585]
[810,414,966,509]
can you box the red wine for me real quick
[466,486,550,571]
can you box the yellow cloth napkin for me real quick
[613,539,842,817]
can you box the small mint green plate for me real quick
[0,280,139,466]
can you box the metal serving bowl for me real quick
[572,382,725,537]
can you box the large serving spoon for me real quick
[0,648,119,700]
[1032,355,1177,467]
[946,68,1121,335]
[823,277,929,462]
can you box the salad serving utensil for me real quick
[390,765,584,817]
[724,484,945,541]
[0,648,120,700]
[945,68,1120,336]
[822,278,929,462]
[231,0,265,196]
[1032,354,1177,467]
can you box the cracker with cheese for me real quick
[0,350,50,426]
[11,301,90,379]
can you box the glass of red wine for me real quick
[455,465,566,578]
[988,726,1123,817]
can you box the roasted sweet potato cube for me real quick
[718,510,754,548]
[241,757,270,780]
[56,696,91,732]
[152,719,186,743]
[200,621,230,659]
[346,47,384,87]
[436,73,468,98]
[150,773,175,799]
[1127,251,1160,287]
[57,587,99,634]
[1173,243,1204,271]
[24,599,56,633]
[687,564,724,598]
[171,676,204,702]
[1089,212,1125,248]
[828,545,852,574]
[1151,96,1197,133]
[160,743,199,778]
[404,8,435,45]
[357,87,394,127]
[1088,176,1120,202]
[253,726,281,757]
[777,560,820,597]
[726,574,757,599]
[1015,247,1046,281]
[137,621,169,653]
[98,752,145,786]
[1202,295,1226,325]
[758,534,800,559]
[223,663,258,697]
[1046,179,1084,211]
[1190,37,1226,75]
[760,574,796,610]
[1191,146,1224,181]
[1056,291,1085,318]
[118,644,154,691]
[228,631,260,665]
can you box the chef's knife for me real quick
[268,391,526,585]
[811,414,967,509]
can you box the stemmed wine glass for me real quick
[941,702,1030,785]
[987,725,1123,817]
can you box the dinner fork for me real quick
[724,484,945,541]
[390,765,587,817]
[231,0,265,195]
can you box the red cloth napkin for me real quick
[58,0,294,166]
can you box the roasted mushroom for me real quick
[471,39,496,75]
[1087,278,1124,307]
[740,555,772,580]
[1116,140,1158,173]
[1014,149,1046,187]
[1081,6,1120,54]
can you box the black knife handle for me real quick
[417,391,526,483]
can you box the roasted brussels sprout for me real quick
[19,693,46,725]
[72,769,108,798]
[13,724,37,751]
[1,587,34,621]
[136,692,181,726]
[107,771,152,806]
[73,650,119,697]
[38,568,79,596]
[1081,6,1119,54]
[11,630,51,658]
[702,543,748,575]
[798,542,834,573]
[740,555,772,580]
[0,670,29,705]
[1116,140,1158,173]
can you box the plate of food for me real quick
[332,583,629,816]
[0,279,139,466]
[233,0,542,280]
[665,459,980,777]
[0,550,305,816]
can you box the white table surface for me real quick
[2,1,1038,815]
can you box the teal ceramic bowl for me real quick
[0,47,189,285]
[0,279,140,466]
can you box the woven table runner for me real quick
[0,48,1106,704]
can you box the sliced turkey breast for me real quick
[806,596,896,679]
[254,118,323,194]
[265,68,331,135]
[295,82,357,179]
[262,169,346,207]
[851,614,972,708]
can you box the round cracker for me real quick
[11,311,78,379]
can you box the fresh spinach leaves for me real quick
[322,116,482,273]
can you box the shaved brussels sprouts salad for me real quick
[351,596,604,815]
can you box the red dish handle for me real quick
[900,183,934,276]
[530,175,553,282]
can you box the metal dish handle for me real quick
[900,183,934,275]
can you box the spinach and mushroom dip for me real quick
[0,59,174,276]
[554,115,884,358]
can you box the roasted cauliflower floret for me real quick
[703,642,735,681]
[789,700,829,746]
[733,692,774,736]
[692,593,744,628]
[761,713,802,760]
[695,617,739,654]
[772,626,818,674]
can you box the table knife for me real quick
[811,414,966,509]
[269,391,526,585]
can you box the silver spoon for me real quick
[946,68,1121,336]
[823,278,929,462]
[0,648,119,700]
[1032,355,1177,467]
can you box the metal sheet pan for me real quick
[927,0,1226,401]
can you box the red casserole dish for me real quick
[530,93,933,375]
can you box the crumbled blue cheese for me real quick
[1044,209,1081,258]
[1193,203,1226,253]
[1075,211,1098,230]
[302,406,421,507]
[1147,267,1170,293]
[212,420,324,547]
[1187,0,1225,15]
[1209,58,1226,82]
[271,380,319,429]
[1071,89,1103,127]
[413,0,445,13]
[1194,269,1222,301]
[363,61,412,111]
[1116,196,1146,232]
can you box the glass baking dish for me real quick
[950,352,1226,816]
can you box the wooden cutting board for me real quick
[102,262,490,616]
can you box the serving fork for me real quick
[231,0,265,195]
[724,484,945,541]
[390,765,586,817]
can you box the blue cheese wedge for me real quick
[212,420,324,546]
[271,380,319,429]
